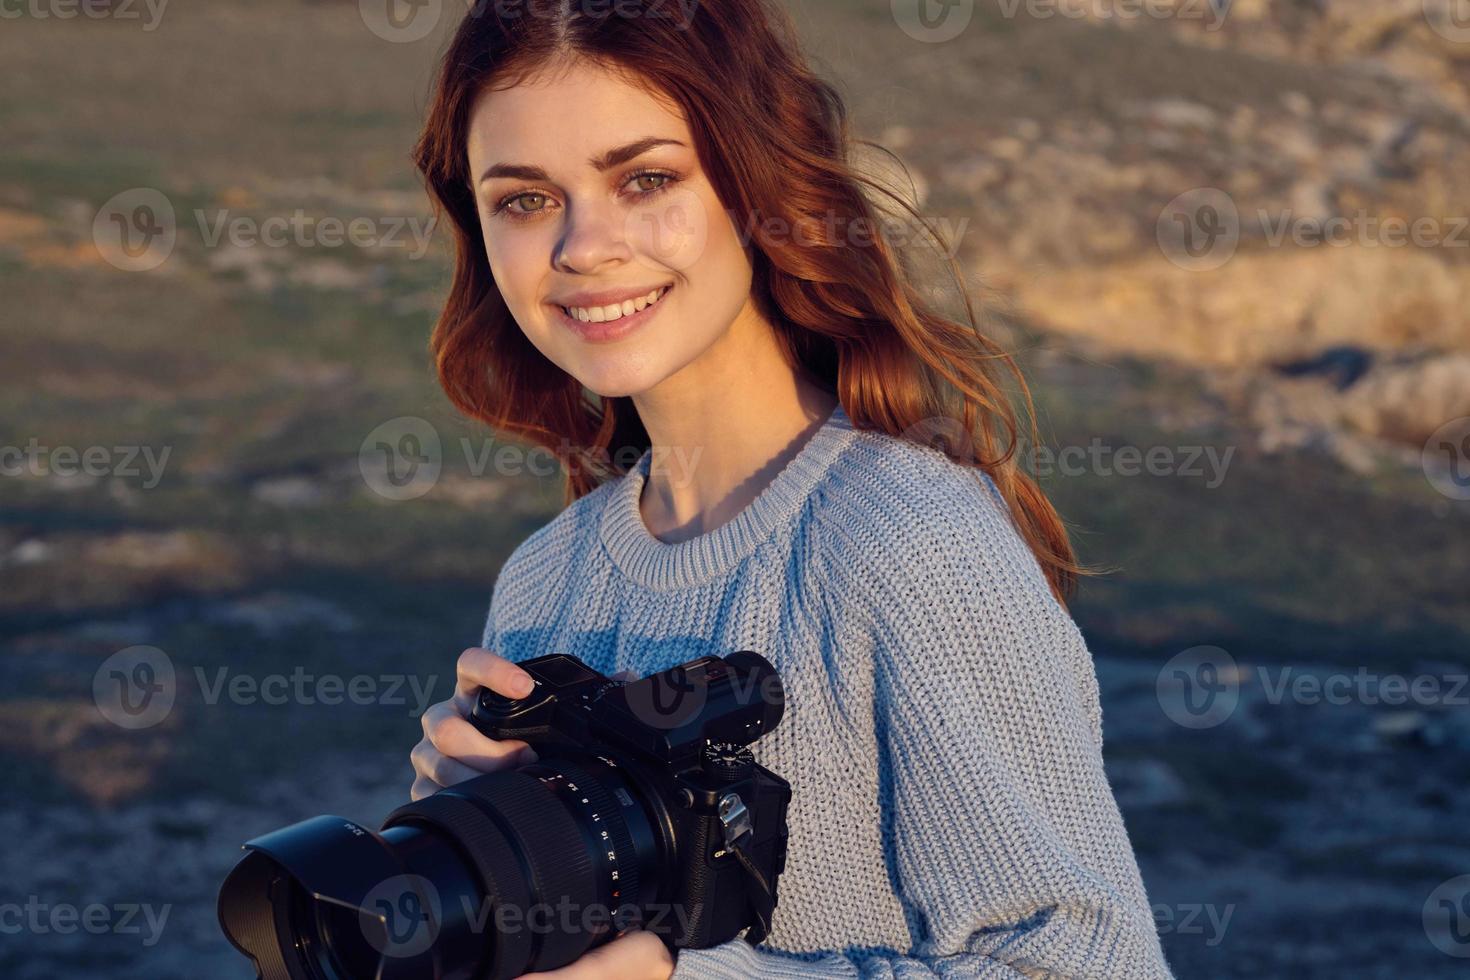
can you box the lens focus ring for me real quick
[449,770,600,970]
[541,760,641,929]
[383,792,536,979]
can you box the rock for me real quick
[1281,91,1313,118]
[1287,178,1336,223]
[985,136,1027,163]
[7,538,53,566]
[287,258,384,291]
[944,154,1005,196]
[63,618,154,647]
[84,530,236,573]
[1217,349,1455,472]
[250,474,328,507]
[1371,118,1422,180]
[1012,247,1470,370]
[1013,117,1042,142]
[1372,710,1426,740]
[1139,97,1220,130]
[1418,711,1470,752]
[1271,345,1375,391]
[207,242,278,292]
[201,591,358,637]
[1338,351,1470,445]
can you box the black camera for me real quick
[217,651,792,980]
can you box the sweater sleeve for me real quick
[671,476,1172,979]
[480,596,496,652]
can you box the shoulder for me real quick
[813,425,1103,743]
[813,425,1059,619]
[487,475,622,623]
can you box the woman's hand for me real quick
[410,646,540,800]
[514,930,674,980]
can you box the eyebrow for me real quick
[477,137,686,185]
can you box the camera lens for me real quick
[218,650,786,980]
[288,880,378,980]
[219,755,666,980]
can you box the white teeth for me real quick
[565,286,667,323]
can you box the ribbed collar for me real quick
[598,402,857,591]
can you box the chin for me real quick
[568,360,668,401]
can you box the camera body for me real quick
[217,650,792,980]
[469,651,792,950]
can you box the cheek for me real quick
[481,231,541,315]
[630,185,717,275]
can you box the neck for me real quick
[629,307,838,544]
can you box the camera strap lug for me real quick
[717,792,753,849]
[716,792,776,946]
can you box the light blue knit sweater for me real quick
[480,403,1174,978]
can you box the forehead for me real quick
[467,58,688,169]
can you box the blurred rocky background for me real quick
[2,1,1468,977]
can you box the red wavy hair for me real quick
[412,0,1092,607]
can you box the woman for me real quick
[407,1,1174,977]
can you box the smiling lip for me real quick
[549,284,673,344]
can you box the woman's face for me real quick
[466,58,756,399]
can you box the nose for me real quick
[553,197,634,275]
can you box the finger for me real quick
[410,739,483,788]
[454,647,536,713]
[424,703,537,770]
[514,930,668,980]
[410,775,438,802]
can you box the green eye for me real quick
[491,168,681,222]
[497,192,548,216]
